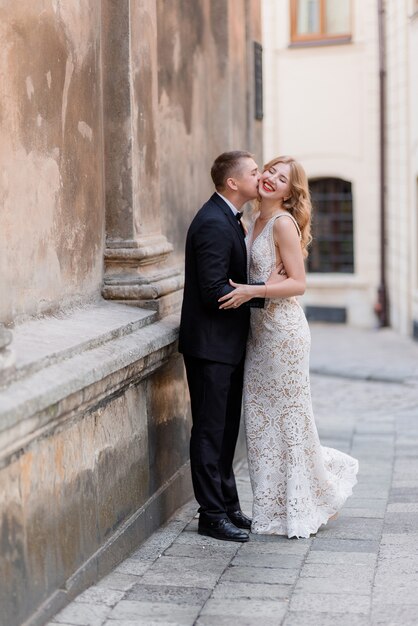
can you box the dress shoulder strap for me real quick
[274,213,302,240]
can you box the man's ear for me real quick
[226,177,238,191]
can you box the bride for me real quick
[219,155,358,538]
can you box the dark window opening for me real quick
[308,177,354,273]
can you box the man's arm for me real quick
[193,219,266,309]
[192,220,235,309]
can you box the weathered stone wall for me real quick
[158,0,262,260]
[0,1,104,324]
[0,1,262,625]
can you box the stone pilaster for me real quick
[101,0,183,317]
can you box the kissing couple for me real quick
[179,151,358,542]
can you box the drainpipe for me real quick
[376,0,389,327]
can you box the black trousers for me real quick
[183,354,244,522]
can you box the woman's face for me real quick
[258,162,291,202]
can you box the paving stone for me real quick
[311,538,380,553]
[380,532,418,548]
[340,508,385,519]
[283,611,371,625]
[142,555,227,588]
[114,558,152,577]
[383,512,418,533]
[371,604,418,624]
[231,551,304,569]
[389,487,418,503]
[163,542,238,559]
[372,588,418,605]
[108,600,201,623]
[103,621,175,626]
[289,591,370,614]
[211,580,292,601]
[300,563,374,581]
[222,565,299,584]
[129,528,186,561]
[249,533,310,546]
[240,539,310,555]
[52,602,112,625]
[74,585,125,607]
[126,583,211,605]
[173,531,240,551]
[387,502,418,512]
[376,554,418,574]
[200,598,288,618]
[305,551,376,566]
[96,572,139,592]
[317,517,383,541]
[294,575,372,595]
[343,498,387,512]
[196,617,279,626]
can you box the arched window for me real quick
[308,178,354,273]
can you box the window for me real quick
[307,178,354,273]
[290,0,351,45]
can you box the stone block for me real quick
[163,542,238,559]
[383,512,418,534]
[143,555,227,588]
[74,586,125,607]
[222,565,299,584]
[196,618,279,626]
[114,559,152,577]
[294,575,372,595]
[53,602,112,625]
[316,517,383,540]
[240,539,310,556]
[311,538,380,553]
[97,572,139,592]
[231,552,305,569]
[305,551,376,566]
[371,604,418,624]
[300,562,374,581]
[212,581,292,601]
[283,611,371,625]
[108,599,201,624]
[289,591,370,614]
[200,598,288,619]
[126,583,211,605]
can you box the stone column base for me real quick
[103,236,184,317]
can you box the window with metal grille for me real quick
[307,178,354,273]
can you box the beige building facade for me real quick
[262,0,418,337]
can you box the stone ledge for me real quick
[0,305,180,466]
[5,301,157,385]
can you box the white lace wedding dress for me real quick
[243,213,358,538]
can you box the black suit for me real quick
[179,193,263,522]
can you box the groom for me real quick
[179,151,264,542]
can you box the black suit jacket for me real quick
[179,193,262,365]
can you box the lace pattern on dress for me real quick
[244,214,358,538]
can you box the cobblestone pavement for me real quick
[47,325,418,626]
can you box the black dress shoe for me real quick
[228,510,252,530]
[198,518,249,542]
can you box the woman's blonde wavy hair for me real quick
[260,155,312,259]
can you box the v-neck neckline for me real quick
[249,212,284,249]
